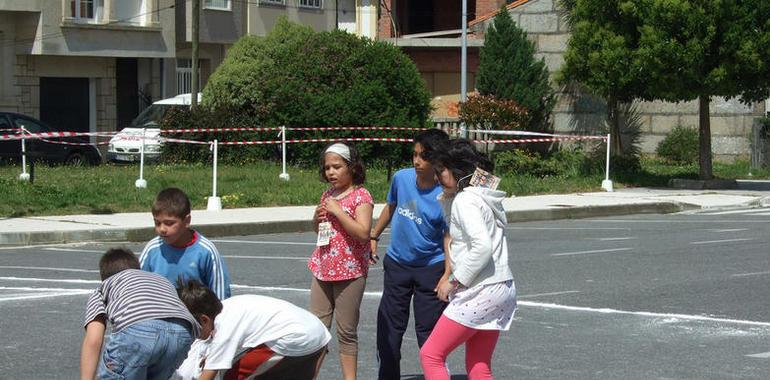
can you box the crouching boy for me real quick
[80,248,200,380]
[176,280,331,380]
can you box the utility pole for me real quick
[191,0,200,108]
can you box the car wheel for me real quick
[65,152,86,166]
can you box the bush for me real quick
[495,148,602,178]
[656,126,699,164]
[458,93,529,130]
[201,18,431,167]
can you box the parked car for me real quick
[0,112,102,166]
[108,93,200,163]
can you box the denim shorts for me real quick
[98,318,194,380]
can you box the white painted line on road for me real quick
[752,212,770,216]
[0,291,92,302]
[0,287,92,302]
[518,301,770,327]
[519,290,580,299]
[0,286,93,292]
[708,228,748,233]
[689,238,753,245]
[44,247,103,253]
[0,276,100,284]
[507,227,630,230]
[213,239,315,246]
[697,209,770,216]
[551,248,632,257]
[590,219,770,223]
[225,255,306,260]
[591,237,636,241]
[0,266,98,273]
[731,271,770,278]
[746,351,770,359]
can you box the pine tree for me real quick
[476,6,555,130]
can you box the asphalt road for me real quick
[1,207,770,379]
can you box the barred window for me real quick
[204,0,231,10]
[299,0,322,8]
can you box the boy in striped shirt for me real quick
[80,248,200,380]
[139,187,231,299]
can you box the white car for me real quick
[108,93,201,163]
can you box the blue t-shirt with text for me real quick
[385,168,446,266]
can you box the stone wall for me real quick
[472,0,764,161]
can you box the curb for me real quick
[0,202,690,247]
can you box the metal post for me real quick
[135,128,148,188]
[19,127,30,181]
[207,140,222,211]
[459,0,468,138]
[191,0,200,108]
[279,126,290,181]
[601,134,613,192]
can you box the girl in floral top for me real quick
[309,142,374,380]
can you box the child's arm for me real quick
[80,316,106,380]
[198,369,218,380]
[204,245,231,300]
[435,231,454,301]
[325,198,373,243]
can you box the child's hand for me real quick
[436,279,455,302]
[325,198,343,217]
[314,204,327,223]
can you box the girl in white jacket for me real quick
[419,139,516,380]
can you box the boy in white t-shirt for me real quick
[175,281,331,380]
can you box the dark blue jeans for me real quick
[98,319,194,380]
[377,255,448,380]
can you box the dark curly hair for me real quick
[318,142,366,185]
[431,138,494,192]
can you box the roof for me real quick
[468,0,533,27]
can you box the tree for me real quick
[558,0,646,157]
[201,18,432,167]
[560,0,770,179]
[476,6,555,131]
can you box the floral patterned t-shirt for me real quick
[308,186,374,281]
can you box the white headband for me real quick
[325,143,351,162]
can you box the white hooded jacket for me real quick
[445,187,514,289]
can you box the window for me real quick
[70,0,103,20]
[176,59,201,95]
[260,0,286,5]
[299,0,322,8]
[204,0,231,10]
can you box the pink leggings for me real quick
[419,315,500,380]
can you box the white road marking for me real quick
[698,209,770,216]
[212,239,315,246]
[0,287,91,302]
[44,247,103,253]
[689,238,753,245]
[551,248,632,257]
[746,351,770,359]
[708,228,748,233]
[731,271,770,278]
[591,237,636,241]
[519,290,581,298]
[225,255,306,260]
[589,219,770,223]
[4,277,770,327]
[0,276,100,284]
[507,227,630,230]
[0,266,98,273]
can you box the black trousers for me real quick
[377,255,448,380]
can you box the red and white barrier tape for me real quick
[467,129,606,140]
[473,136,606,144]
[217,137,414,145]
[0,131,117,140]
[161,137,211,145]
[0,128,20,132]
[286,126,422,132]
[38,137,111,146]
[161,127,281,133]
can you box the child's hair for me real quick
[177,279,223,322]
[432,138,494,192]
[152,187,191,218]
[413,129,450,162]
[318,141,366,185]
[99,248,140,281]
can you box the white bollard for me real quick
[19,128,30,181]
[135,128,147,189]
[279,126,290,181]
[207,139,222,211]
[601,133,613,192]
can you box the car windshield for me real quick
[129,104,181,128]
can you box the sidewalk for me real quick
[2,185,769,246]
